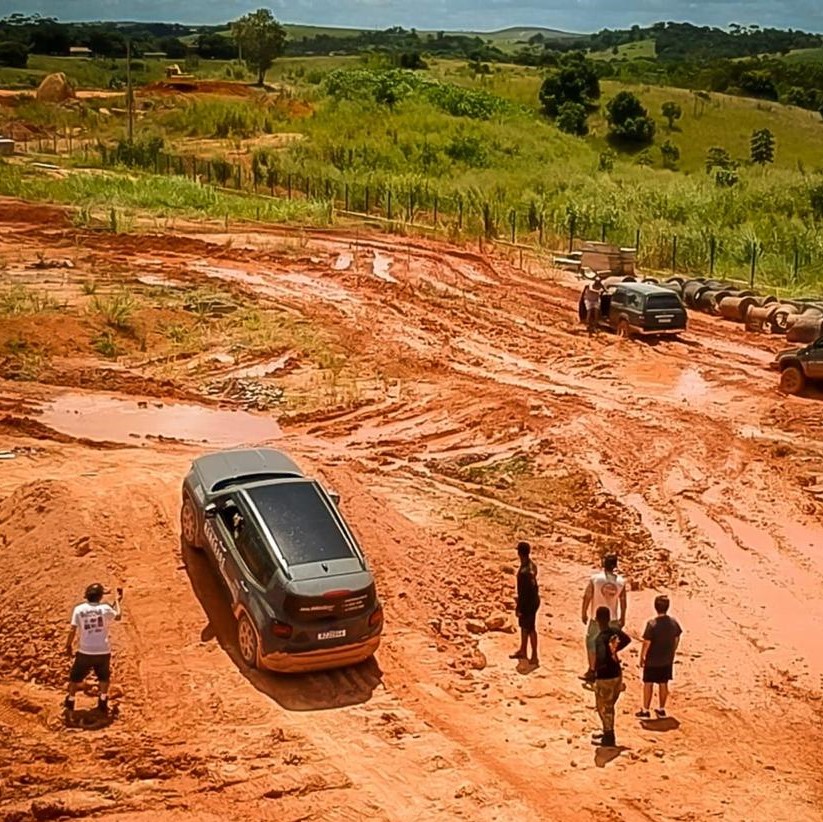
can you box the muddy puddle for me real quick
[37,392,280,446]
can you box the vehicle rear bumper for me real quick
[637,326,685,336]
[259,635,381,673]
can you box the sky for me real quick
[1,0,821,33]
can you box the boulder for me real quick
[484,613,510,632]
[466,619,487,635]
[35,73,76,104]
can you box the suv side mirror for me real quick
[204,503,217,519]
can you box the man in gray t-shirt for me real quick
[637,595,682,719]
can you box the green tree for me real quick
[555,101,588,136]
[538,54,600,118]
[0,40,28,67]
[231,8,286,86]
[661,100,682,129]
[750,128,775,165]
[660,139,680,170]
[606,91,656,146]
[705,146,733,173]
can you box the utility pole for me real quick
[126,38,134,145]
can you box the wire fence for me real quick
[8,137,823,298]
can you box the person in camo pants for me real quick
[591,605,631,748]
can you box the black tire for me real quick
[237,613,259,669]
[180,493,200,551]
[779,366,805,395]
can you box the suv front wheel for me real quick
[779,365,805,395]
[180,494,200,550]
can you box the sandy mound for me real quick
[0,480,119,689]
[35,73,76,104]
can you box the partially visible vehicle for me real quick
[181,448,383,673]
[771,335,823,395]
[579,281,688,339]
[165,64,195,81]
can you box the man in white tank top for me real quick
[580,554,627,683]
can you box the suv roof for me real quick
[194,448,303,492]
[614,282,676,296]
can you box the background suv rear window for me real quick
[646,293,682,309]
[247,482,354,566]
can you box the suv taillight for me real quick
[272,620,293,639]
[368,607,383,628]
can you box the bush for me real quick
[0,41,28,68]
[660,140,680,170]
[555,102,589,136]
[445,134,489,167]
[606,91,656,146]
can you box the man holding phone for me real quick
[64,583,123,714]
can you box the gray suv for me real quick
[180,448,383,673]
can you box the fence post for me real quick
[538,213,544,245]
[568,214,576,254]
[387,189,392,221]
[749,243,758,289]
[305,176,310,199]
[601,223,607,242]
[510,209,516,244]
[457,195,463,230]
[709,235,716,275]
[671,235,678,272]
[287,173,292,200]
[433,194,438,226]
[365,186,370,214]
[635,227,640,253]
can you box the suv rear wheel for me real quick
[779,365,805,395]
[617,318,632,339]
[180,494,200,550]
[237,613,259,669]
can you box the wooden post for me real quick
[671,235,678,272]
[601,223,607,242]
[709,235,716,274]
[365,186,370,214]
[568,214,576,254]
[433,194,438,226]
[749,242,758,289]
[287,173,292,199]
[344,183,349,211]
[510,209,516,244]
[387,189,392,221]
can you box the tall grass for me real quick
[0,165,330,225]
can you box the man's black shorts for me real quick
[518,609,538,632]
[642,664,673,684]
[69,652,111,683]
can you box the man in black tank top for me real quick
[510,541,540,666]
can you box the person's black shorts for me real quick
[643,664,673,684]
[69,652,111,683]
[518,609,538,632]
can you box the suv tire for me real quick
[237,613,259,669]
[617,318,632,339]
[180,494,200,551]
[779,365,805,395]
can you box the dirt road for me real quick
[0,199,821,821]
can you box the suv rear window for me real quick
[247,482,354,566]
[645,293,682,310]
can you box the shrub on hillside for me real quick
[556,102,589,136]
[0,41,28,68]
[606,91,656,146]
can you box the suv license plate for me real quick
[318,629,346,640]
[658,317,672,323]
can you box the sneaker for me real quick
[655,708,667,718]
[63,696,75,711]
[635,710,651,718]
[97,698,109,714]
[592,731,615,747]
[591,732,603,741]
[579,669,596,682]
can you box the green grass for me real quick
[590,82,823,173]
[780,47,823,64]
[0,164,330,225]
[589,39,657,61]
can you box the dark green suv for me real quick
[772,335,823,395]
[579,282,687,338]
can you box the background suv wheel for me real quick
[237,613,259,669]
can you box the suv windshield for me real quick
[645,293,682,310]
[246,482,354,566]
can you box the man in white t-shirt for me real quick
[64,583,122,714]
[580,554,627,683]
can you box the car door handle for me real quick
[238,580,249,593]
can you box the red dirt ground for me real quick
[0,199,822,821]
